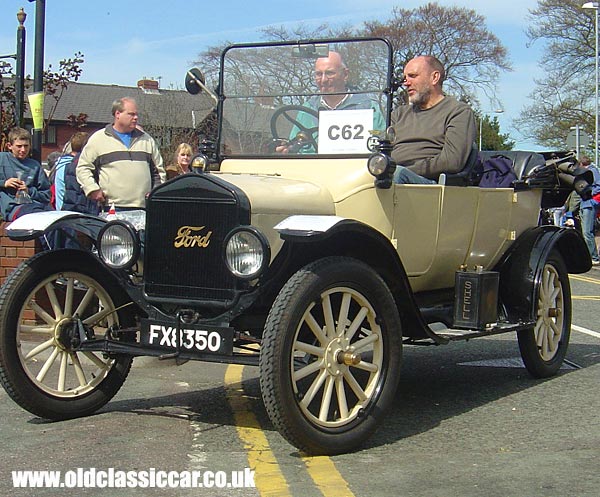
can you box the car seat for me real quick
[438,142,479,186]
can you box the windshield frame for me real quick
[215,36,394,161]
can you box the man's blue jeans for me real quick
[393,165,436,185]
[580,205,599,262]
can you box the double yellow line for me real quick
[570,273,600,285]
[570,273,600,300]
[225,364,356,497]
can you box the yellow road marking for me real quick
[571,274,600,284]
[570,275,600,299]
[302,455,357,497]
[225,364,291,497]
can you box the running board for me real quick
[405,321,535,345]
[434,321,534,342]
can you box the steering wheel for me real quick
[270,104,319,152]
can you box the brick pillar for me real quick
[0,222,45,325]
[0,222,42,286]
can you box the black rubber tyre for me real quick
[518,250,571,378]
[259,256,402,455]
[0,250,134,420]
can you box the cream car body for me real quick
[217,157,540,291]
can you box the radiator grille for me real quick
[143,176,246,302]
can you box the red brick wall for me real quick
[41,123,104,161]
[0,222,41,285]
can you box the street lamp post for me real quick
[583,2,599,167]
[479,109,504,151]
[30,0,45,163]
[15,8,27,127]
[0,10,26,129]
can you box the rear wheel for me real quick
[518,250,571,378]
[0,250,134,420]
[259,257,402,455]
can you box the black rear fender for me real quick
[494,226,590,321]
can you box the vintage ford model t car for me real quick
[0,38,593,455]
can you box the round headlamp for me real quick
[224,227,270,280]
[367,153,391,177]
[98,221,140,270]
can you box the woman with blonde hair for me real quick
[166,142,193,179]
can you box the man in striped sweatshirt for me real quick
[76,97,166,211]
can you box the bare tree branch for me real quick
[517,0,596,149]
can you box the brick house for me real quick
[21,78,216,162]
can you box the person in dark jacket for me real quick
[62,153,99,215]
[58,153,99,249]
[53,131,89,210]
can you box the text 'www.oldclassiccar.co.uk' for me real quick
[12,467,256,489]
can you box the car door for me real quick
[393,184,513,292]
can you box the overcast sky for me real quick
[1,0,556,149]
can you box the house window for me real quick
[42,126,56,145]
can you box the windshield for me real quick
[219,38,392,158]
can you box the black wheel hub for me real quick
[55,317,80,350]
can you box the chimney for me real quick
[137,78,159,91]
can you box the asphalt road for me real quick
[0,270,599,497]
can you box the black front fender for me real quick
[274,217,441,342]
[5,211,106,242]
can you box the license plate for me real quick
[140,319,234,355]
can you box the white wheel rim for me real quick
[291,286,384,428]
[16,272,118,397]
[535,263,564,361]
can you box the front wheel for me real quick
[517,250,571,378]
[259,257,402,455]
[0,250,134,420]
